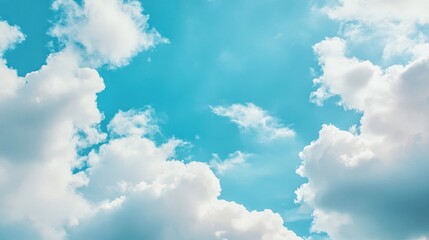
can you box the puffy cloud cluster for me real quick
[0,2,301,240]
[51,0,167,67]
[211,103,295,141]
[71,110,301,240]
[298,2,429,239]
[0,38,104,240]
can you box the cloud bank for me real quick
[298,1,429,239]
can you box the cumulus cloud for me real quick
[71,110,301,240]
[51,0,167,67]
[0,3,301,240]
[209,151,251,174]
[0,44,105,239]
[211,103,295,141]
[310,37,382,109]
[299,23,429,240]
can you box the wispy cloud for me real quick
[209,151,251,174]
[211,103,295,141]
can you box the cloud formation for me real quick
[211,103,295,141]
[51,0,167,67]
[323,0,429,24]
[0,21,25,55]
[0,30,104,239]
[0,2,300,240]
[298,1,429,239]
[322,0,429,59]
[0,21,26,100]
[71,110,301,240]
[107,108,159,138]
[209,151,251,174]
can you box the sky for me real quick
[0,0,429,240]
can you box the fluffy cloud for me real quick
[322,0,429,59]
[298,35,429,240]
[107,108,159,138]
[0,33,105,240]
[70,110,301,240]
[51,0,167,67]
[211,103,295,141]
[0,21,25,100]
[0,21,25,55]
[209,151,251,174]
[0,3,301,240]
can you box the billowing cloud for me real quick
[298,29,429,240]
[51,0,167,67]
[71,110,301,240]
[211,103,295,141]
[0,36,105,240]
[0,2,301,240]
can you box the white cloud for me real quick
[310,37,383,110]
[321,0,429,59]
[107,108,159,138]
[211,103,295,141]
[0,45,106,239]
[0,21,25,100]
[70,110,301,240]
[209,151,251,174]
[323,0,429,24]
[0,5,301,240]
[51,0,167,67]
[299,35,429,240]
[0,21,25,55]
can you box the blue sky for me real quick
[1,0,429,240]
